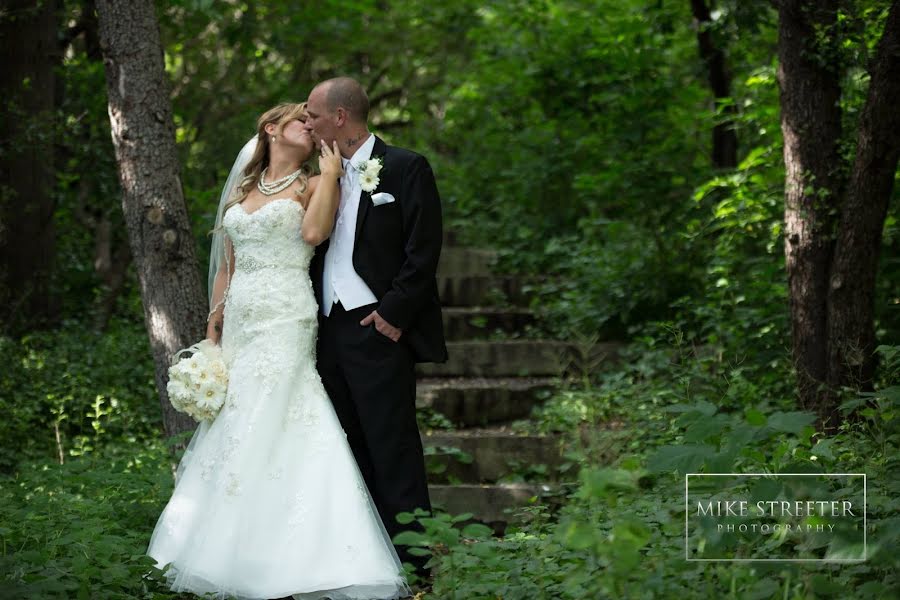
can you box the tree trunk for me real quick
[826,3,900,402]
[777,0,843,418]
[689,0,738,169]
[95,0,203,438]
[778,1,900,428]
[0,0,58,332]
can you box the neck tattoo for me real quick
[345,134,364,149]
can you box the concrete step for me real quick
[437,274,528,307]
[416,377,554,427]
[437,247,497,278]
[418,340,566,377]
[428,483,552,529]
[423,428,563,483]
[442,306,536,340]
[417,340,622,377]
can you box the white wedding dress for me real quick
[148,198,410,600]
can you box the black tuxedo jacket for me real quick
[311,136,448,363]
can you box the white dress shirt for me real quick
[321,134,378,316]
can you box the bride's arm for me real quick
[206,237,235,344]
[301,140,343,246]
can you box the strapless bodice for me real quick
[222,197,313,274]
[221,198,318,345]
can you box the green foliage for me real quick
[0,443,179,598]
[40,0,899,343]
[51,5,132,325]
[1,322,896,597]
[159,0,483,249]
[45,0,485,329]
[424,445,474,483]
[4,0,899,597]
[396,342,900,599]
[423,0,897,345]
[0,319,161,471]
[417,405,456,432]
[434,0,717,336]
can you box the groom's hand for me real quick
[360,310,402,342]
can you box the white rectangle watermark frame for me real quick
[684,473,867,562]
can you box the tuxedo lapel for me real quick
[354,136,388,245]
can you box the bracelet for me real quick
[208,299,226,322]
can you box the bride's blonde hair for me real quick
[221,102,314,215]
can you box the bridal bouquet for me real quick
[167,339,228,422]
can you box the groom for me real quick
[305,77,448,573]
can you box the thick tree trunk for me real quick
[827,3,900,401]
[0,0,58,332]
[777,0,843,417]
[690,0,738,169]
[96,0,203,437]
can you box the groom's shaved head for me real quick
[319,77,369,123]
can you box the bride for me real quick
[147,102,411,600]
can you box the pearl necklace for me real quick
[257,167,303,196]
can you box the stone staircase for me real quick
[416,240,621,531]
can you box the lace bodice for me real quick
[220,197,318,353]
[223,197,313,274]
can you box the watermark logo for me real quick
[685,473,866,562]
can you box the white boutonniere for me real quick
[356,157,382,193]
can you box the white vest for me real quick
[321,134,378,316]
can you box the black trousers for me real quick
[317,301,431,572]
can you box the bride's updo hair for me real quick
[225,102,313,212]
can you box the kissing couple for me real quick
[147,76,448,600]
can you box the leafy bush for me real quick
[434,0,715,337]
[397,343,900,599]
[0,443,180,598]
[0,319,161,471]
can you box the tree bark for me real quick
[778,1,900,428]
[690,0,738,168]
[95,0,203,438]
[777,0,843,418]
[826,3,900,401]
[0,0,59,332]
